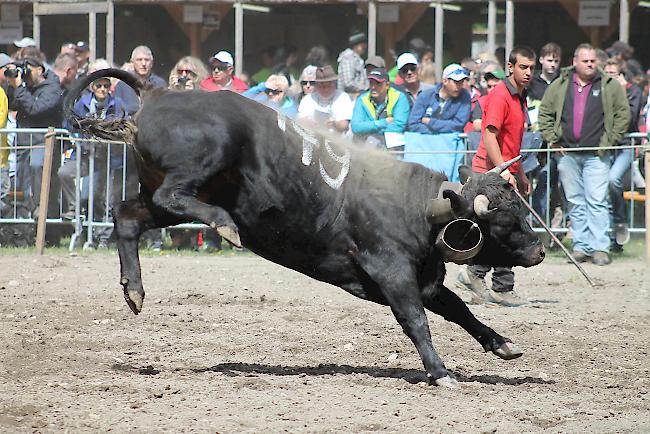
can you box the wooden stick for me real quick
[35,127,55,256]
[513,189,598,287]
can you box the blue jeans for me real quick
[608,149,632,225]
[557,153,611,254]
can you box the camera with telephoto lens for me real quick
[3,61,30,80]
[177,76,189,86]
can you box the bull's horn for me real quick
[486,155,522,175]
[473,194,493,218]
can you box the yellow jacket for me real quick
[0,87,7,168]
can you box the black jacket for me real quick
[11,69,64,141]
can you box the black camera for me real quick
[3,61,29,80]
[177,76,189,86]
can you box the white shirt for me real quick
[298,90,353,125]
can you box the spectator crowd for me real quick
[0,33,647,284]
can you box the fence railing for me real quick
[0,127,647,260]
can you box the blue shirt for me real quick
[407,84,471,134]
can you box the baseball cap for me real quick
[364,55,385,68]
[367,68,389,82]
[484,70,505,80]
[75,41,89,52]
[396,52,418,70]
[14,37,36,48]
[442,63,469,81]
[0,53,12,68]
[210,50,234,66]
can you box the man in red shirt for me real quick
[457,46,536,307]
[200,51,249,93]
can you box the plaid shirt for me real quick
[337,48,368,93]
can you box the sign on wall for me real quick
[578,1,610,27]
[183,5,203,24]
[378,4,399,23]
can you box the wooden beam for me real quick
[34,2,108,15]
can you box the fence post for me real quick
[35,127,55,255]
[646,146,649,267]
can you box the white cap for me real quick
[396,52,418,70]
[211,50,234,66]
[14,37,36,48]
[442,63,469,81]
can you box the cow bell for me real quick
[435,218,484,264]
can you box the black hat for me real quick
[349,32,367,46]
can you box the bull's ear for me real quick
[442,190,473,218]
[458,165,472,185]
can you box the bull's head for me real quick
[438,158,545,268]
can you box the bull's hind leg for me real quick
[422,284,523,360]
[113,197,183,314]
[151,172,241,247]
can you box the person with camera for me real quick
[7,55,65,221]
[168,56,209,91]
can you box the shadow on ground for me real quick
[110,362,555,386]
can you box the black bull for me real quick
[65,69,544,388]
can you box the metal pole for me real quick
[86,144,95,248]
[89,12,97,62]
[505,0,514,64]
[106,0,115,66]
[487,0,497,57]
[368,1,377,58]
[33,6,41,48]
[434,2,444,82]
[620,0,629,43]
[234,2,244,77]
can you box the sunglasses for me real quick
[93,82,111,89]
[213,64,230,72]
[177,68,197,76]
[265,88,283,96]
[399,65,417,74]
[301,80,315,86]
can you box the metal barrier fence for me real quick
[0,127,647,253]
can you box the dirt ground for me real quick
[0,249,648,433]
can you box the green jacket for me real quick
[538,66,629,156]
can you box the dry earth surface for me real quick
[0,250,648,433]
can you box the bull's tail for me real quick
[63,68,143,144]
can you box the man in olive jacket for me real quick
[538,43,629,266]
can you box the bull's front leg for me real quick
[358,258,458,388]
[151,173,241,247]
[113,196,180,314]
[422,284,523,360]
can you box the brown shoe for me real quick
[591,251,611,266]
[568,250,590,263]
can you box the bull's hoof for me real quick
[120,277,143,314]
[492,341,523,360]
[434,375,459,389]
[124,290,144,315]
[212,223,242,248]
